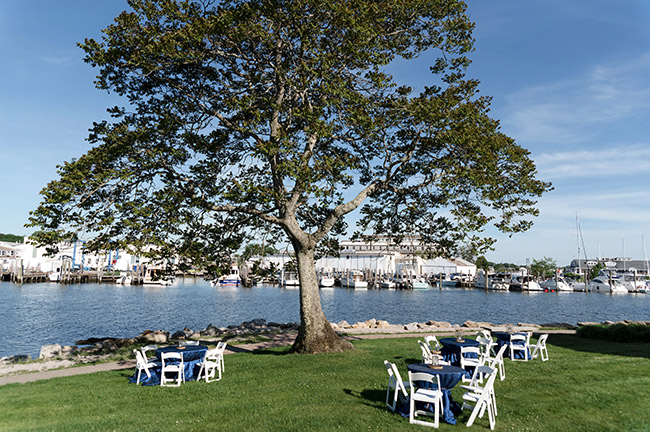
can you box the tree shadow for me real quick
[343,388,388,411]
[543,333,650,359]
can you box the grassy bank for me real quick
[1,334,648,431]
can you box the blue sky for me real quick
[1,1,649,266]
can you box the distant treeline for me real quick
[0,233,24,243]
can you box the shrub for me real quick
[577,323,650,343]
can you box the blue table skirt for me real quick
[493,332,531,359]
[439,338,480,378]
[129,345,208,386]
[398,364,466,425]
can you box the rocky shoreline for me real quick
[2,317,647,368]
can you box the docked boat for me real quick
[539,277,572,292]
[118,274,133,285]
[618,273,647,292]
[408,276,430,290]
[589,276,627,293]
[142,276,174,286]
[319,272,335,288]
[340,270,368,289]
[213,264,242,286]
[278,271,300,288]
[509,273,543,292]
[379,277,396,289]
[474,271,509,290]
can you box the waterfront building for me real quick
[567,257,650,277]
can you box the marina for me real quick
[2,278,649,359]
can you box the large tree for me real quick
[29,0,551,353]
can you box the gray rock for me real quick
[351,321,369,329]
[365,318,377,328]
[517,322,541,328]
[39,343,62,360]
[172,330,186,339]
[577,322,599,327]
[426,321,452,328]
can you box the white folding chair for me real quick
[197,347,222,383]
[461,365,498,430]
[215,341,227,373]
[140,344,158,363]
[418,340,436,365]
[383,360,410,412]
[408,371,443,428]
[424,335,442,351]
[509,334,529,361]
[485,344,507,381]
[459,346,483,382]
[530,334,549,361]
[160,352,184,387]
[477,329,497,356]
[133,349,160,385]
[460,365,498,416]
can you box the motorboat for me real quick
[539,277,572,292]
[214,264,242,286]
[509,274,543,292]
[474,271,509,290]
[408,276,430,290]
[618,273,647,292]
[319,273,335,288]
[589,276,627,293]
[340,270,368,289]
[278,271,300,288]
[118,274,133,285]
[379,277,396,289]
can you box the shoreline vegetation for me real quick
[1,332,649,431]
[2,318,647,381]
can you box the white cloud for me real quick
[535,144,650,179]
[502,53,650,145]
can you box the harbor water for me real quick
[1,278,649,358]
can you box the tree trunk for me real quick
[289,241,354,354]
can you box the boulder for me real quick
[101,340,118,351]
[337,320,351,329]
[365,318,377,328]
[39,343,62,360]
[60,345,78,358]
[138,330,170,344]
[330,322,339,329]
[463,320,493,328]
[577,322,599,327]
[172,330,186,339]
[200,323,220,337]
[351,321,369,329]
[540,322,576,329]
[376,320,390,329]
[517,322,541,328]
[267,322,283,328]
[187,331,201,340]
[426,320,452,328]
[1,354,31,364]
[404,322,420,331]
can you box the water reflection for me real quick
[1,279,649,358]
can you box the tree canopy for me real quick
[28,0,551,353]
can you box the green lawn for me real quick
[1,335,648,431]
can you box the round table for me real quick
[439,337,480,373]
[157,345,208,382]
[405,363,466,424]
[493,332,531,359]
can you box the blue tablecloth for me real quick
[129,345,208,385]
[493,332,531,359]
[439,337,480,378]
[399,364,466,425]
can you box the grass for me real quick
[1,334,649,431]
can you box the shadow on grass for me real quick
[343,388,387,411]
[547,333,650,359]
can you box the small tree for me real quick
[28,0,550,353]
[530,257,557,278]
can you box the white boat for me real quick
[589,276,627,293]
[142,276,174,286]
[319,274,335,288]
[509,273,543,292]
[278,271,300,288]
[340,270,368,289]
[408,276,430,290]
[118,274,133,285]
[539,277,572,292]
[474,271,509,290]
[379,277,396,289]
[214,264,242,286]
[48,271,60,282]
[618,273,646,292]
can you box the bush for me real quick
[577,323,650,343]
